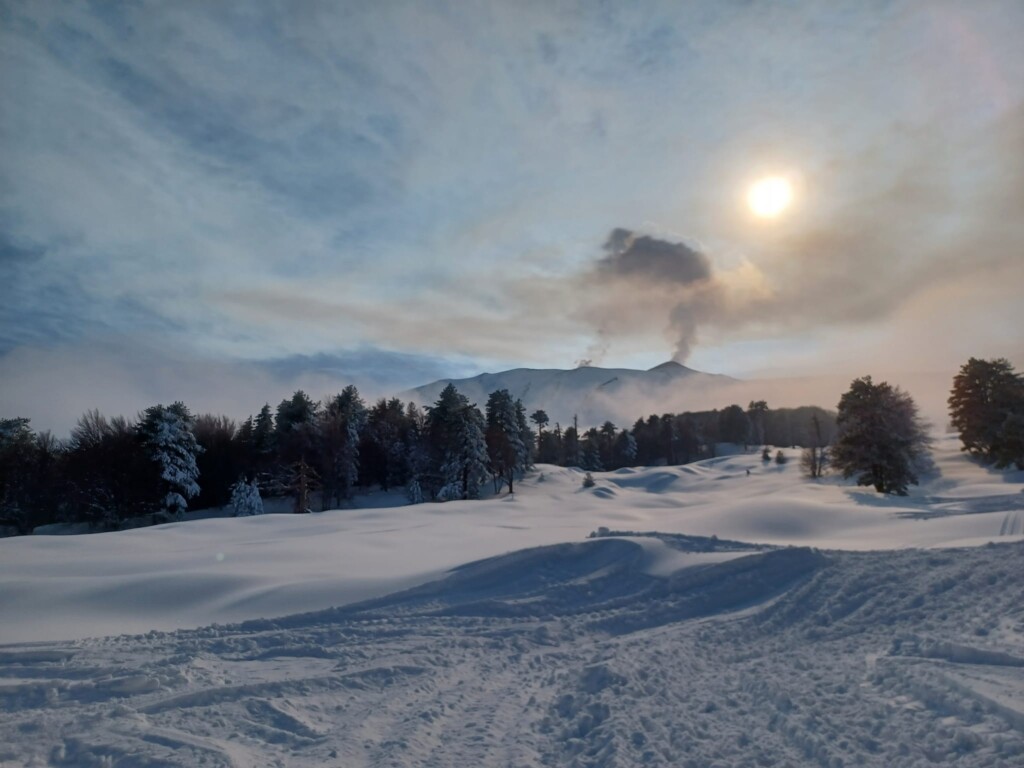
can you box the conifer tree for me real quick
[831,377,930,495]
[949,358,1024,469]
[486,389,528,493]
[428,384,488,500]
[230,476,264,516]
[138,402,202,520]
[320,386,366,507]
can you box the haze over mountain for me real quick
[401,361,965,432]
[402,361,737,427]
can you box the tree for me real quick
[486,389,528,493]
[831,376,930,495]
[800,414,828,479]
[65,411,156,527]
[275,391,319,466]
[530,409,549,448]
[440,407,489,500]
[251,404,276,472]
[747,400,769,446]
[562,417,581,467]
[406,476,424,505]
[364,397,411,491]
[427,384,488,501]
[719,404,750,446]
[599,421,617,468]
[138,402,203,520]
[286,458,320,513]
[614,429,638,466]
[582,427,603,471]
[949,358,1024,469]
[674,414,700,464]
[320,386,366,507]
[230,476,264,516]
[193,414,241,509]
[0,418,37,532]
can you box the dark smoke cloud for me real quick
[597,228,712,285]
[581,229,722,363]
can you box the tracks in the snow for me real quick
[1,540,1023,766]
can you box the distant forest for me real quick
[3,355,1021,536]
[0,386,834,535]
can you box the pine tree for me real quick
[252,404,276,468]
[582,428,604,471]
[562,417,581,467]
[139,402,202,520]
[719,404,751,446]
[320,386,366,507]
[949,358,1024,469]
[615,430,638,466]
[599,421,617,468]
[442,405,489,500]
[486,389,528,493]
[230,476,264,516]
[747,400,769,446]
[831,376,930,495]
[0,418,36,532]
[530,409,549,449]
[428,384,488,501]
[406,476,424,505]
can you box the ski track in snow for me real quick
[2,436,1024,766]
[2,540,1024,767]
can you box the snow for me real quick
[1,434,1023,766]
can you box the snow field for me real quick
[1,434,1023,765]
[1,435,1020,644]
[1,539,1022,766]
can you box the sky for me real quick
[2,0,1023,433]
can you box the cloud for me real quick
[1,0,1022,397]
[597,228,711,285]
[0,338,473,437]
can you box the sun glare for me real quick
[747,176,793,219]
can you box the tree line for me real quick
[811,358,1023,495]
[1,356,1021,533]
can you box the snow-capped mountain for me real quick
[400,361,737,427]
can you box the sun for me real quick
[747,176,793,219]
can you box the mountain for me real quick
[400,361,738,427]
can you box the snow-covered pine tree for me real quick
[406,476,423,505]
[582,428,603,471]
[831,376,931,495]
[230,477,264,516]
[139,402,202,521]
[438,402,489,500]
[426,384,488,501]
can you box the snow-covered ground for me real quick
[1,435,1023,766]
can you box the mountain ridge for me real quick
[399,362,738,427]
